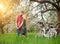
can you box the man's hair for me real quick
[18,11,24,15]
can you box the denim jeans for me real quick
[16,29,20,37]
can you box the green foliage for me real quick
[0,33,60,44]
[27,23,39,32]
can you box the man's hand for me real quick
[16,26,19,29]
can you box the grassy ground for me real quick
[0,33,60,44]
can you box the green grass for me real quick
[0,33,60,44]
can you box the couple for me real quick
[16,11,27,37]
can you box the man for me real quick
[16,11,27,37]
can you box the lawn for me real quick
[0,33,60,44]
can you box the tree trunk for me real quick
[57,11,60,28]
[1,27,4,34]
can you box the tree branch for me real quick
[43,3,47,9]
[30,0,60,10]
[56,0,60,3]
[41,9,57,13]
[30,4,40,11]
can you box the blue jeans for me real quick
[16,29,20,37]
[16,27,26,37]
